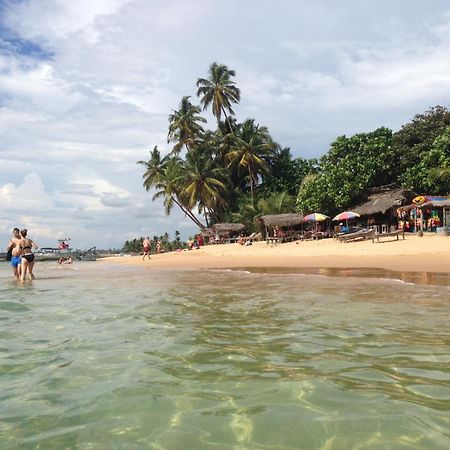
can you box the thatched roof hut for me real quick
[352,187,417,216]
[211,223,245,235]
[260,213,304,228]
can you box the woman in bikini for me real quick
[19,229,38,281]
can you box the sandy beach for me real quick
[101,234,450,274]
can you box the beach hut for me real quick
[209,223,246,243]
[259,213,304,240]
[351,186,417,233]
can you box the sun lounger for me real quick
[372,229,405,243]
[337,229,375,243]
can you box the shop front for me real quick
[397,196,450,233]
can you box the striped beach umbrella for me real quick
[332,211,360,221]
[303,212,329,222]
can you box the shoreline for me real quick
[100,234,450,283]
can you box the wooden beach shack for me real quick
[260,213,304,243]
[205,223,246,244]
[351,186,416,234]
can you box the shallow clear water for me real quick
[1,262,450,449]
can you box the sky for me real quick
[1,0,450,249]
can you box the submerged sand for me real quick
[101,234,450,274]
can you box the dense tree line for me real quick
[122,231,183,253]
[138,62,450,234]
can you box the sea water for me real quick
[0,262,449,449]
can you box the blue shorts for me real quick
[11,256,21,268]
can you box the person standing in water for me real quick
[19,229,38,281]
[6,227,22,279]
[142,237,151,261]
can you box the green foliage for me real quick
[121,232,186,253]
[393,106,450,177]
[263,147,317,196]
[395,109,450,194]
[297,127,396,213]
[121,237,143,253]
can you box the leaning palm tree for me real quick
[225,119,273,205]
[177,148,229,226]
[153,158,206,229]
[196,62,240,134]
[167,96,206,154]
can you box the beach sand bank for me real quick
[101,234,450,274]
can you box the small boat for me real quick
[34,239,97,262]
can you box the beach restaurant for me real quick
[397,196,450,234]
[351,186,417,234]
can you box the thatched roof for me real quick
[260,213,304,228]
[419,199,450,208]
[352,188,417,216]
[212,223,245,234]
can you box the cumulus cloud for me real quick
[1,0,449,247]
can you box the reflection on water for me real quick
[0,263,449,449]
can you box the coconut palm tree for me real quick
[225,119,273,204]
[177,148,229,226]
[154,158,206,229]
[196,62,240,134]
[167,96,206,154]
[257,191,296,215]
[139,151,206,229]
[137,145,169,190]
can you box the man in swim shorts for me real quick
[7,228,22,279]
[142,237,151,261]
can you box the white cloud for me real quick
[0,173,54,210]
[1,0,450,247]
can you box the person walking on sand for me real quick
[6,227,22,279]
[156,239,162,254]
[142,237,151,260]
[19,229,38,281]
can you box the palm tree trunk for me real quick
[171,196,206,229]
[221,107,234,136]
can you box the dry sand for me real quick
[101,234,450,275]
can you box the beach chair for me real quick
[337,229,375,243]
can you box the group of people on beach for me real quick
[6,227,38,281]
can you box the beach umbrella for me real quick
[303,212,329,232]
[332,211,360,222]
[333,211,360,230]
[303,212,329,222]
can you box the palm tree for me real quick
[167,96,206,154]
[139,151,205,229]
[257,191,296,215]
[196,62,240,134]
[225,119,273,204]
[137,146,169,190]
[177,148,229,226]
[152,158,206,229]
